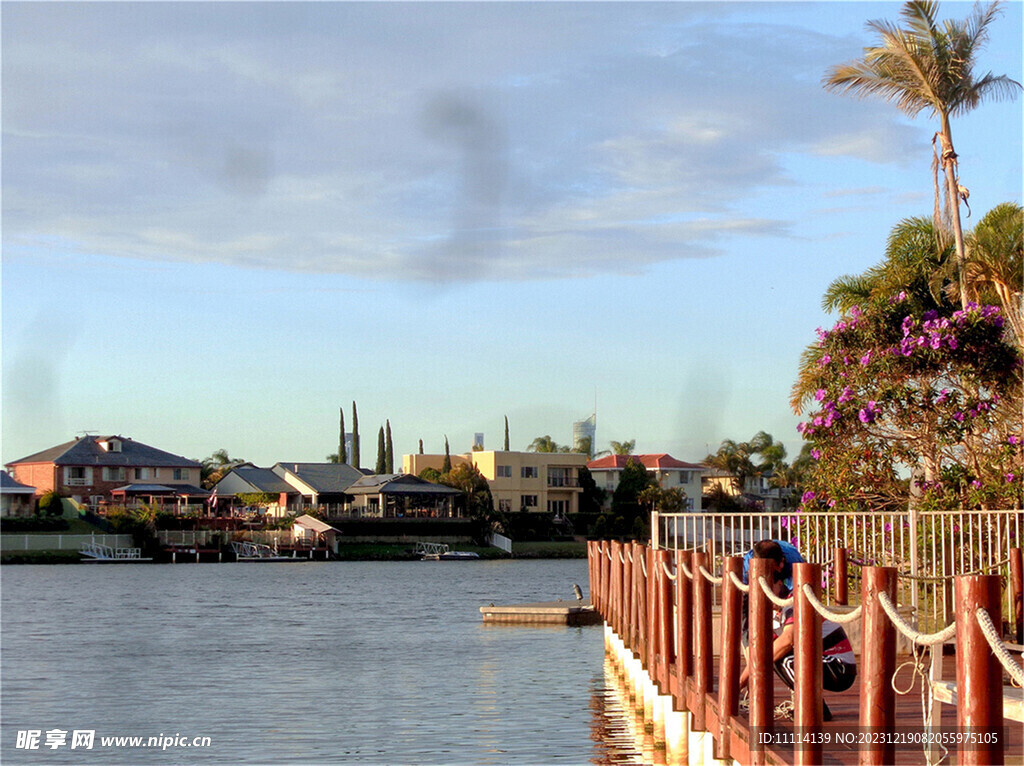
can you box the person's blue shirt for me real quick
[742,540,805,593]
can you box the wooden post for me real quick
[954,575,1003,766]
[1009,547,1023,645]
[635,541,647,659]
[675,549,692,713]
[623,541,634,644]
[748,557,776,765]
[692,550,712,732]
[656,549,674,693]
[718,556,743,761]
[647,545,658,672]
[858,566,897,766]
[835,546,848,606]
[610,541,621,634]
[794,563,823,766]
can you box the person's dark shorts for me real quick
[774,654,857,693]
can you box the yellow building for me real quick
[403,450,588,517]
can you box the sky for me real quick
[2,1,1021,470]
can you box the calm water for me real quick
[1,560,643,765]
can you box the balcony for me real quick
[546,476,579,488]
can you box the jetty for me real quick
[480,600,601,626]
[587,508,1024,765]
[79,541,151,563]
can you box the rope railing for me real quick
[626,549,633,563]
[800,583,863,624]
[847,552,1014,581]
[975,607,1024,688]
[728,570,750,593]
[699,565,722,585]
[679,559,693,580]
[758,576,794,608]
[877,591,957,646]
[619,550,626,564]
[661,560,676,581]
[640,552,647,577]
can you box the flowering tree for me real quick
[793,294,1021,512]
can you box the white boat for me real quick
[415,541,480,561]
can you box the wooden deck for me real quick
[663,653,1023,765]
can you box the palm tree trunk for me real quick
[939,115,969,309]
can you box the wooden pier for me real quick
[588,540,1024,765]
[479,600,601,626]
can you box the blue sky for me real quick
[2,1,1021,468]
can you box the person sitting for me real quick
[742,539,805,596]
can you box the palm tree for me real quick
[609,439,636,456]
[528,435,562,453]
[824,0,1021,308]
[965,202,1023,349]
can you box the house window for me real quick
[102,467,126,482]
[521,495,538,509]
[548,499,568,516]
[498,499,512,513]
[134,468,151,480]
[685,497,695,512]
[547,467,573,487]
[65,467,91,486]
[679,471,692,484]
[172,468,189,481]
[521,466,538,479]
[496,465,512,478]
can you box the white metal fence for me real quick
[654,508,1022,632]
[1,534,134,552]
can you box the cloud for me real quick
[2,4,933,283]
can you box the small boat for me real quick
[415,541,480,561]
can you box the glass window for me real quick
[496,465,512,478]
[521,466,538,479]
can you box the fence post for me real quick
[858,566,897,766]
[835,546,848,605]
[647,545,658,672]
[748,557,776,765]
[675,549,692,714]
[622,542,633,644]
[794,563,823,766]
[718,556,743,761]
[610,541,620,634]
[1010,547,1023,645]
[656,548,674,693]
[954,574,1004,766]
[692,550,712,733]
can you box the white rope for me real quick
[661,560,676,581]
[728,570,750,593]
[679,559,694,580]
[800,584,863,624]
[618,550,626,564]
[878,592,957,646]
[758,576,794,607]
[976,607,1024,688]
[606,548,613,561]
[699,565,723,585]
[626,549,633,563]
[640,553,648,577]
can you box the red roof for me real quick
[587,453,705,471]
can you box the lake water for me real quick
[1,560,643,764]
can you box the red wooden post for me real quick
[675,549,693,713]
[692,550,712,732]
[954,575,1004,766]
[647,545,658,672]
[1009,547,1023,645]
[622,541,633,644]
[834,546,848,606]
[611,541,622,635]
[636,541,647,660]
[718,556,743,761]
[858,566,897,766]
[748,557,776,765]
[600,540,610,619]
[657,548,674,693]
[794,563,823,766]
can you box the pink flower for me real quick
[815,389,827,401]
[860,352,872,366]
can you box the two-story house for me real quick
[587,454,705,512]
[403,450,588,518]
[5,435,203,509]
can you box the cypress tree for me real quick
[385,419,394,473]
[339,407,347,465]
[376,426,386,474]
[442,436,452,473]
[418,439,424,455]
[504,416,510,451]
[352,401,360,468]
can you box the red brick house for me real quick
[6,435,204,509]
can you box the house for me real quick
[404,450,588,517]
[587,454,706,512]
[701,468,792,512]
[5,435,203,510]
[270,462,365,512]
[344,474,463,518]
[1,471,37,517]
[213,465,299,517]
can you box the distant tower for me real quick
[573,413,597,456]
[473,432,485,451]
[344,433,354,464]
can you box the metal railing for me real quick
[655,508,1022,632]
